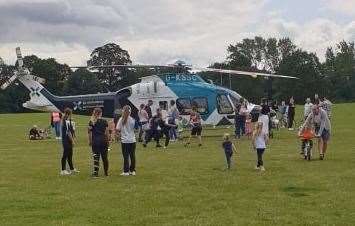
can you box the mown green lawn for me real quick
[0,104,354,226]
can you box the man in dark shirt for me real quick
[145,100,153,119]
[143,108,175,149]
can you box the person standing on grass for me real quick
[303,105,331,160]
[138,104,149,142]
[320,97,332,120]
[235,99,248,139]
[222,133,237,170]
[145,100,153,119]
[278,100,287,128]
[258,98,270,136]
[304,98,313,120]
[168,100,179,141]
[60,108,79,175]
[185,107,203,147]
[252,122,268,171]
[116,105,137,176]
[234,100,242,138]
[143,108,176,149]
[287,96,296,130]
[88,108,110,177]
[51,111,62,139]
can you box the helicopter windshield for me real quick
[229,93,245,105]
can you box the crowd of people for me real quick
[52,94,332,177]
[55,99,204,177]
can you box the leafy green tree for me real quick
[87,43,132,91]
[275,50,325,102]
[63,69,102,95]
[223,37,299,102]
[323,41,355,101]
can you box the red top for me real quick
[300,128,315,140]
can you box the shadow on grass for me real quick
[281,185,324,198]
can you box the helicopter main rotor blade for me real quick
[1,74,17,90]
[193,67,299,79]
[70,64,176,70]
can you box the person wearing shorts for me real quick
[185,107,202,147]
[304,105,331,160]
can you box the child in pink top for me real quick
[245,114,253,139]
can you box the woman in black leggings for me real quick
[88,108,110,177]
[288,96,295,130]
[60,108,79,175]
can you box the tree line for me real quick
[0,37,355,113]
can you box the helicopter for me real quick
[0,47,298,125]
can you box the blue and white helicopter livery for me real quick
[1,48,298,125]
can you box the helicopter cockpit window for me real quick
[229,94,240,106]
[192,97,208,114]
[176,98,192,115]
[217,94,233,114]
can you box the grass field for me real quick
[0,104,355,226]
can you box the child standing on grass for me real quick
[245,114,253,139]
[222,133,237,169]
[176,116,185,140]
[252,122,268,171]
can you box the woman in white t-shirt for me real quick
[252,122,268,171]
[116,105,137,176]
[138,104,149,142]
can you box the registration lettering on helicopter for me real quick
[165,74,199,82]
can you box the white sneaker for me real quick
[71,169,80,174]
[255,166,260,170]
[260,166,266,171]
[130,171,136,176]
[288,128,294,131]
[120,172,130,176]
[60,170,71,175]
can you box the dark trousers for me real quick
[138,122,147,142]
[224,150,233,169]
[256,148,265,167]
[92,145,109,176]
[54,122,61,137]
[145,129,160,145]
[145,129,170,147]
[169,127,178,140]
[61,143,74,171]
[288,109,295,128]
[121,143,136,173]
[160,129,170,147]
[235,115,246,138]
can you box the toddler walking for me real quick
[222,133,237,169]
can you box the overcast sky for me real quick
[1,0,355,66]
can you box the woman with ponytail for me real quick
[116,105,137,176]
[60,108,79,175]
[88,108,110,177]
